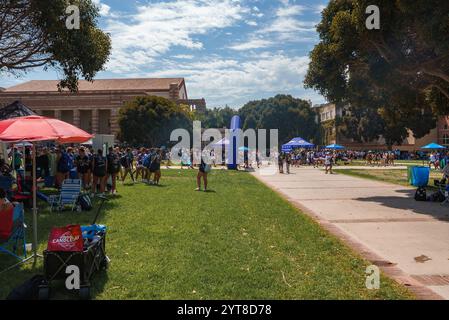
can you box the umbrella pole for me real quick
[32,142,38,263]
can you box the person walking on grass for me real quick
[56,147,70,188]
[150,149,162,185]
[144,148,155,184]
[278,152,284,174]
[76,147,91,190]
[107,147,121,194]
[324,152,333,174]
[135,149,145,182]
[121,148,135,184]
[196,158,210,192]
[92,149,107,195]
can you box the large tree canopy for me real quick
[239,95,319,144]
[118,96,193,147]
[0,0,111,91]
[196,106,237,129]
[119,95,318,147]
[304,0,449,145]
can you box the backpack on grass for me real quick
[6,275,46,300]
[414,187,427,201]
[78,194,93,211]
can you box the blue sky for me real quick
[0,0,329,108]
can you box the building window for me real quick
[443,134,449,146]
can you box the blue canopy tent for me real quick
[282,137,315,152]
[325,143,345,150]
[421,142,446,150]
[420,143,446,166]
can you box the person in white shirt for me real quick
[324,153,333,174]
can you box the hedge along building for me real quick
[0,78,207,139]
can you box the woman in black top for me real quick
[76,147,91,190]
[120,148,135,183]
[196,158,208,192]
[107,147,120,194]
[92,149,107,194]
[37,148,50,178]
[150,149,162,185]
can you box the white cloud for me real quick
[141,53,312,107]
[172,54,195,60]
[229,38,272,51]
[314,4,327,14]
[103,0,247,72]
[256,3,317,42]
[245,20,258,26]
[276,5,306,17]
[92,0,111,16]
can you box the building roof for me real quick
[3,78,185,93]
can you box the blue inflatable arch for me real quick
[227,115,241,170]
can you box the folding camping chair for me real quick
[0,204,27,260]
[11,171,32,205]
[48,179,82,212]
[434,178,449,205]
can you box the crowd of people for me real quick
[4,144,449,194]
[274,147,449,176]
[0,145,216,195]
[2,146,170,195]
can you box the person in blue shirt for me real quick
[56,147,70,188]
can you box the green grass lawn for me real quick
[334,168,441,189]
[0,170,413,300]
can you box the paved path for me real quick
[253,167,449,299]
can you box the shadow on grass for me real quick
[145,184,168,188]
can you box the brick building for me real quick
[0,78,207,138]
[315,103,439,151]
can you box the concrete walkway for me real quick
[253,167,449,299]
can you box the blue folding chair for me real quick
[49,179,82,212]
[0,204,27,260]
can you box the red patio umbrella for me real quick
[0,116,92,269]
[0,115,92,143]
